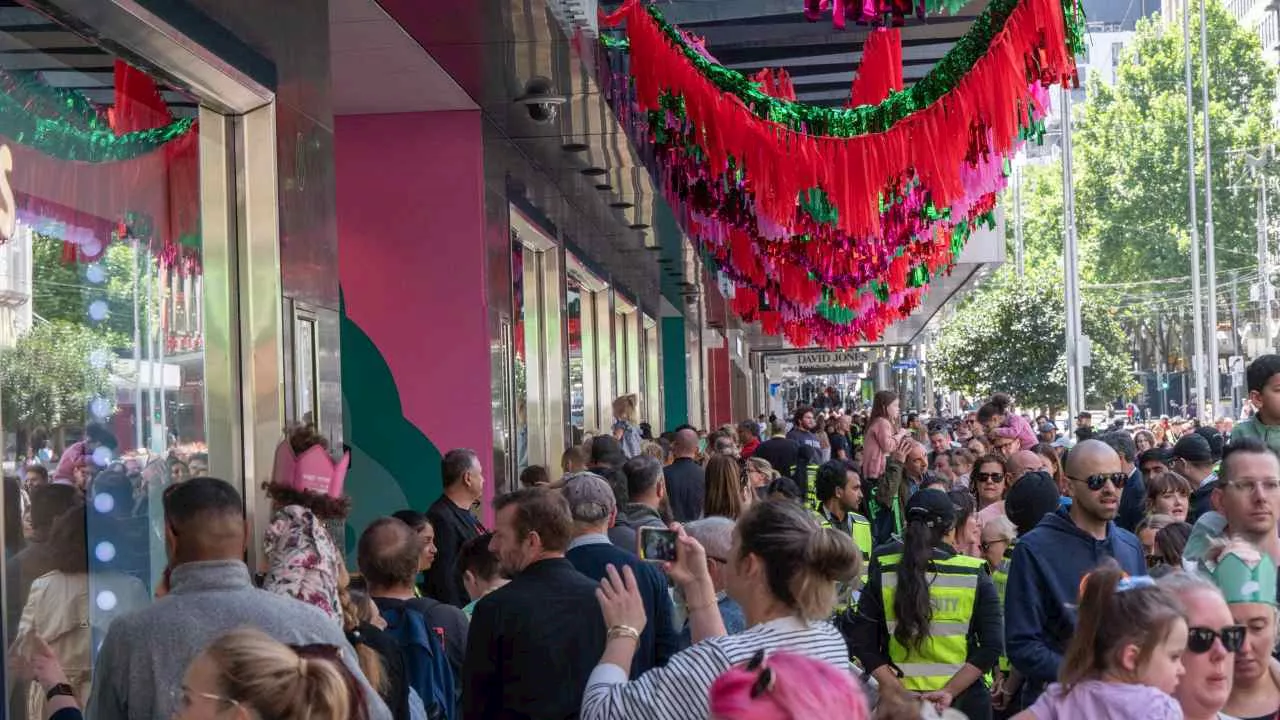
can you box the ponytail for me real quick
[203,628,369,720]
[1059,562,1183,691]
[893,513,951,650]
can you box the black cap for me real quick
[1077,412,1091,420]
[905,488,956,528]
[1172,433,1213,464]
[1194,426,1224,461]
[1005,470,1060,536]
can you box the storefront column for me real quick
[661,316,688,430]
[336,110,493,528]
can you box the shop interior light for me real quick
[610,201,633,209]
[581,167,608,176]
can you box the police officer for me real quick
[848,489,1003,720]
[813,460,873,600]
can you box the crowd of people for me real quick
[7,355,1280,719]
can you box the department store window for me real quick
[0,8,239,716]
[509,211,564,474]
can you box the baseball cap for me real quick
[1077,411,1091,420]
[1005,470,1061,536]
[905,488,956,528]
[561,472,616,523]
[1038,422,1057,434]
[1172,433,1213,464]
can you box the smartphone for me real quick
[638,526,679,563]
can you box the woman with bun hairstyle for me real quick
[708,650,870,720]
[176,628,369,720]
[581,500,862,720]
[849,488,1003,720]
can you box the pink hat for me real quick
[271,436,349,498]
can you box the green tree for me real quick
[933,266,1137,410]
[0,321,114,435]
[30,233,153,351]
[1074,1,1276,283]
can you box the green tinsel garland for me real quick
[638,0,1085,137]
[0,68,193,163]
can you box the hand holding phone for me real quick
[638,526,679,563]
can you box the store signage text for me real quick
[0,145,14,242]
[765,351,872,375]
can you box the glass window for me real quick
[0,10,210,716]
[567,277,584,443]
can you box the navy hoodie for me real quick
[1004,507,1146,701]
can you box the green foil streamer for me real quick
[0,70,194,163]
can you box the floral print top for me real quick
[262,504,342,625]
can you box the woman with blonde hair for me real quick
[704,454,751,519]
[743,457,779,497]
[612,395,642,459]
[177,628,369,720]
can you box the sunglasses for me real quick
[974,472,1004,484]
[744,649,775,698]
[1186,625,1246,654]
[1073,472,1127,491]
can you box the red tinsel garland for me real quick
[601,0,1073,242]
[849,27,904,107]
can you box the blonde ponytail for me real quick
[203,628,365,720]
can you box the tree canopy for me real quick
[1074,2,1277,284]
[932,265,1138,410]
[0,320,113,433]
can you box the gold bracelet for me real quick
[607,624,641,641]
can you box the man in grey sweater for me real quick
[86,477,391,720]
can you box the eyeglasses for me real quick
[1186,625,1246,654]
[974,472,1004,484]
[1071,472,1127,491]
[173,687,239,712]
[1224,479,1280,495]
[980,538,1012,552]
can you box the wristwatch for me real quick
[45,683,74,701]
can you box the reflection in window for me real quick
[512,238,528,471]
[0,11,207,718]
[567,278,584,443]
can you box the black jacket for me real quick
[424,495,483,606]
[663,458,705,522]
[462,558,606,720]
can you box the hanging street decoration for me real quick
[599,0,1083,347]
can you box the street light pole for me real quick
[1199,0,1218,420]
[1183,0,1207,422]
[1015,160,1025,279]
[1062,84,1084,420]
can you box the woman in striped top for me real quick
[581,500,863,720]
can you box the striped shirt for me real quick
[581,616,851,720]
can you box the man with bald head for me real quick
[1003,439,1147,709]
[664,427,706,521]
[88,478,391,720]
[360,517,469,691]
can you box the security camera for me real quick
[515,77,567,126]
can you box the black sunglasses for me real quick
[744,649,775,698]
[1186,625,1246,654]
[1073,472,1127,491]
[974,472,1004,483]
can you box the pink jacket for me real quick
[862,417,895,479]
[994,413,1038,451]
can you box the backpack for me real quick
[379,600,457,720]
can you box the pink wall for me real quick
[336,111,493,509]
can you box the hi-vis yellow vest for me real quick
[879,551,984,691]
[816,508,873,609]
[990,543,1015,673]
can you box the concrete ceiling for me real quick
[329,0,476,115]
